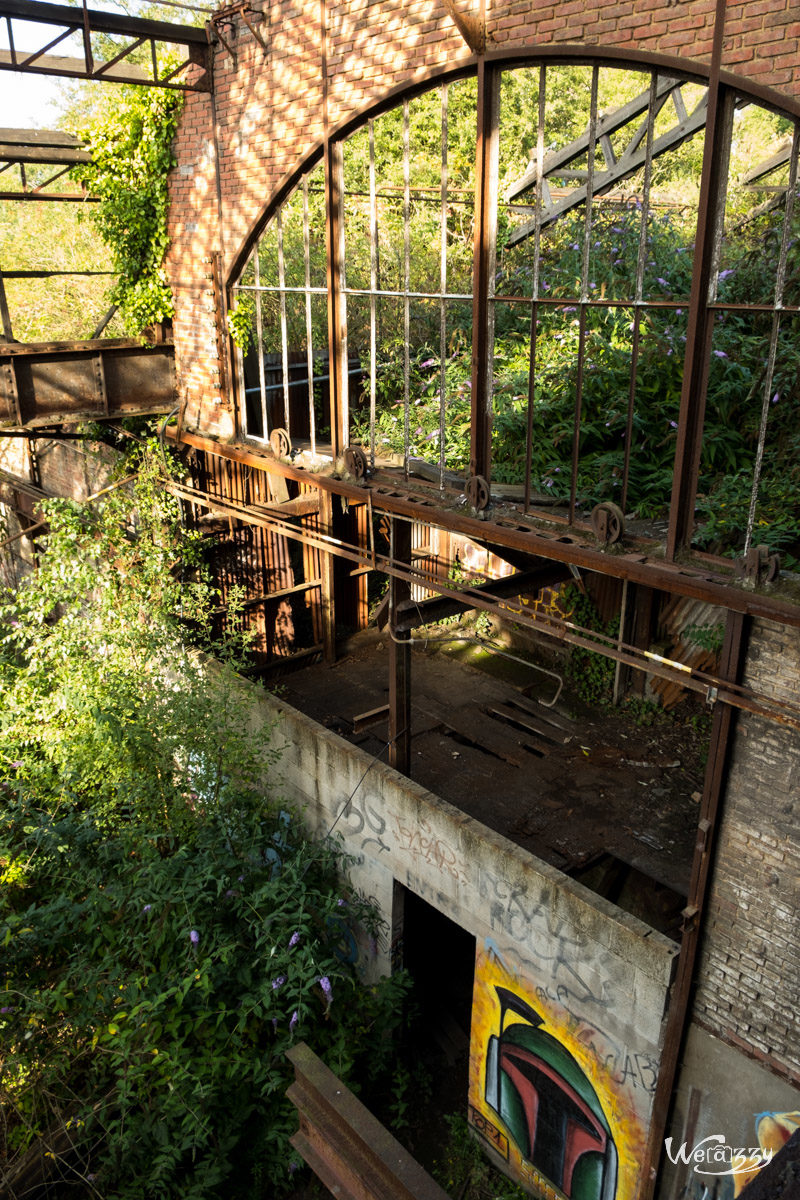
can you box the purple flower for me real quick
[289,1010,298,1032]
[271,975,286,991]
[657,277,669,288]
[319,976,332,1001]
[718,268,735,281]
[10,761,22,769]
[713,349,728,358]
[670,420,678,429]
[336,898,346,907]
[772,392,780,404]
[189,929,199,945]
[142,904,152,913]
[225,889,236,898]
[288,931,300,948]
[1,1006,15,1013]
[420,357,437,368]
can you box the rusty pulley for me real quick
[591,501,625,545]
[269,427,292,458]
[465,474,490,511]
[343,444,368,481]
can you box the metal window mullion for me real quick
[621,310,641,512]
[277,209,291,433]
[439,83,449,489]
[254,253,267,440]
[525,64,547,513]
[571,68,599,523]
[743,124,800,552]
[403,98,411,477]
[302,174,317,456]
[369,119,378,469]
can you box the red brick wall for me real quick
[166,0,800,435]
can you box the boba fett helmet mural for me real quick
[485,987,618,1200]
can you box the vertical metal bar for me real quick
[325,138,347,457]
[319,487,336,662]
[569,67,599,524]
[0,270,14,341]
[524,65,546,513]
[403,99,411,477]
[743,123,800,554]
[81,0,94,75]
[389,516,412,776]
[254,253,267,440]
[667,0,732,559]
[302,174,317,457]
[569,307,587,524]
[641,609,749,1200]
[623,72,659,512]
[470,60,500,485]
[369,119,378,469]
[439,84,449,490]
[277,209,291,433]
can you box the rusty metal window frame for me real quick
[228,55,800,560]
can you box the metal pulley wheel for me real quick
[269,428,292,458]
[590,501,625,544]
[465,474,490,512]
[343,444,368,480]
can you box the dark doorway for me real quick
[400,886,476,1089]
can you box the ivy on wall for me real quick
[72,86,183,336]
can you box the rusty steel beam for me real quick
[166,474,800,733]
[393,561,572,632]
[0,339,176,429]
[0,0,209,91]
[168,429,800,630]
[286,1042,451,1200]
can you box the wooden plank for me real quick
[416,697,541,767]
[352,704,390,732]
[485,704,555,754]
[487,701,572,745]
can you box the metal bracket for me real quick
[737,543,780,586]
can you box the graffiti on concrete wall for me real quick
[469,942,649,1200]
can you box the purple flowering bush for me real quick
[0,451,410,1198]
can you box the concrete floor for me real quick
[275,630,709,937]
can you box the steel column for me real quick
[470,57,499,485]
[641,609,750,1200]
[666,0,731,559]
[388,516,412,776]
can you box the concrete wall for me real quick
[254,686,679,1199]
[166,0,800,437]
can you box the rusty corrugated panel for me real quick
[650,595,724,708]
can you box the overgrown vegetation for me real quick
[71,86,182,335]
[0,446,409,1198]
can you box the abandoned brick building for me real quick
[2,0,800,1197]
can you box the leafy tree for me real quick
[0,444,407,1198]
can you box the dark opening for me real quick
[401,886,476,1093]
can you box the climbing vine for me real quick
[72,86,182,336]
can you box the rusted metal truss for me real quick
[0,0,210,91]
[286,1042,451,1200]
[165,434,800,732]
[0,127,95,200]
[0,339,176,427]
[505,76,709,242]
